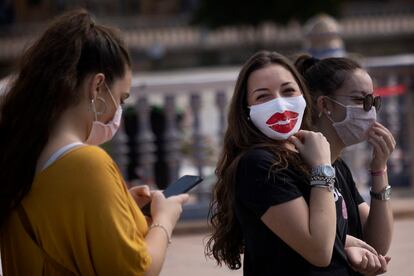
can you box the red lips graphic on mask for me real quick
[266,111,299,134]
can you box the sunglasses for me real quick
[363,94,382,112]
[336,94,382,112]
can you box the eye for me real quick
[256,94,270,100]
[120,94,130,106]
[282,88,297,95]
[352,97,365,104]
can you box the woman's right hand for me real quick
[288,130,331,167]
[150,191,189,232]
[345,235,378,255]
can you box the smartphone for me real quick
[141,175,203,217]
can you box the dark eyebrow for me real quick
[350,90,372,96]
[252,88,270,93]
[281,82,294,87]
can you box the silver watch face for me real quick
[370,185,392,200]
[384,186,392,199]
[322,165,335,178]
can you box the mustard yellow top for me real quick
[0,146,151,275]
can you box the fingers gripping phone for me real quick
[141,175,203,217]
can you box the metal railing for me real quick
[107,67,238,220]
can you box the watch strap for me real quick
[370,185,392,200]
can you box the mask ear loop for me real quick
[319,96,337,121]
[318,96,332,118]
[104,82,119,109]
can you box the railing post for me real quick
[108,122,129,179]
[190,93,204,178]
[136,96,156,185]
[404,75,414,190]
[215,90,228,146]
[381,74,406,187]
[164,94,181,184]
[384,75,400,137]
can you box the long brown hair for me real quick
[0,9,131,227]
[205,51,312,269]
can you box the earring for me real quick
[94,97,107,115]
[318,111,323,118]
[327,110,331,115]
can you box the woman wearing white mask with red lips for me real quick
[206,51,371,275]
[0,10,188,276]
[295,55,395,275]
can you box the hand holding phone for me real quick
[141,175,203,217]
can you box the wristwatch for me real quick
[311,164,336,178]
[370,185,392,201]
[310,165,336,192]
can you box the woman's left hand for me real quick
[345,246,391,275]
[368,122,396,171]
[129,185,152,209]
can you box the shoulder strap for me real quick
[41,142,84,171]
[16,205,75,275]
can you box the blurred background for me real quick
[1,0,414,275]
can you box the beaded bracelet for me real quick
[370,166,387,177]
[149,223,172,244]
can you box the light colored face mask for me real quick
[326,97,376,146]
[85,83,123,145]
[249,95,306,140]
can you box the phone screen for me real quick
[141,175,203,217]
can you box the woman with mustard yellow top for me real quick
[0,9,188,275]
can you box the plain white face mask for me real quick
[326,97,377,146]
[249,95,306,140]
[85,84,123,145]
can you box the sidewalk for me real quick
[390,197,414,219]
[162,218,414,276]
[163,197,414,276]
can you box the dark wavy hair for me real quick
[205,51,312,269]
[294,54,362,123]
[0,9,131,227]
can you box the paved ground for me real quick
[161,218,414,276]
[1,200,412,276]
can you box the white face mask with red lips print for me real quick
[248,95,307,140]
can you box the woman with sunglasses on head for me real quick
[0,9,188,275]
[206,50,374,275]
[295,55,394,275]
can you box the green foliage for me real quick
[192,0,342,28]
